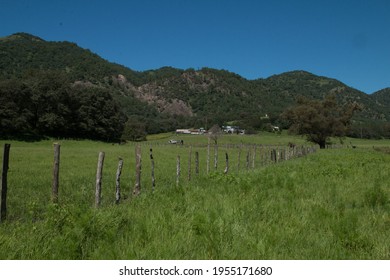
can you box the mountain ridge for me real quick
[2,32,382,92]
[1,32,390,139]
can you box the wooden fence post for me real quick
[115,157,123,204]
[252,145,256,169]
[95,151,105,208]
[214,144,218,170]
[1,144,11,223]
[271,149,277,163]
[52,143,60,204]
[246,149,250,170]
[206,139,210,174]
[150,148,155,192]
[176,155,181,186]
[224,152,229,174]
[195,151,199,175]
[133,145,142,197]
[188,146,192,181]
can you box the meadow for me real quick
[0,132,389,259]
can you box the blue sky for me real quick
[1,0,389,93]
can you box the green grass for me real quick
[147,131,309,145]
[0,135,390,259]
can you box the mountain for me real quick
[1,32,390,140]
[371,88,390,117]
[0,32,143,83]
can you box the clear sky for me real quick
[1,0,389,93]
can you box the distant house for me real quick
[176,129,191,134]
[222,126,245,134]
[190,129,203,135]
[176,128,206,135]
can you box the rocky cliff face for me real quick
[113,74,194,116]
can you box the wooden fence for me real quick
[0,142,320,222]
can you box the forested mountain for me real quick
[1,32,390,140]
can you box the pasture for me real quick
[0,133,389,259]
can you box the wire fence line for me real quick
[0,142,322,222]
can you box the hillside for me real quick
[1,32,390,139]
[371,88,390,117]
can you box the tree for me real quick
[121,118,147,142]
[282,94,362,148]
[208,124,222,145]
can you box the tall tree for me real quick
[121,118,147,142]
[208,124,222,145]
[282,94,362,148]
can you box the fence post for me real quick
[246,150,250,170]
[176,155,181,186]
[133,145,142,197]
[214,144,218,170]
[1,144,10,223]
[206,139,210,174]
[188,146,192,181]
[271,149,277,163]
[52,143,60,204]
[252,145,256,169]
[95,151,105,208]
[150,148,155,192]
[115,157,123,204]
[224,152,229,174]
[280,149,285,161]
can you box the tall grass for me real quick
[0,137,389,259]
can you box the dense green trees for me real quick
[0,71,126,141]
[121,118,147,142]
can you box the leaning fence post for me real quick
[133,145,142,197]
[1,144,11,223]
[115,157,123,204]
[150,148,155,192]
[52,143,60,204]
[95,151,105,208]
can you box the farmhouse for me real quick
[176,128,206,135]
[176,129,191,134]
[222,126,245,134]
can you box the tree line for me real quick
[0,69,367,147]
[0,70,386,145]
[0,71,126,141]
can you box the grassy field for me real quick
[0,133,389,259]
